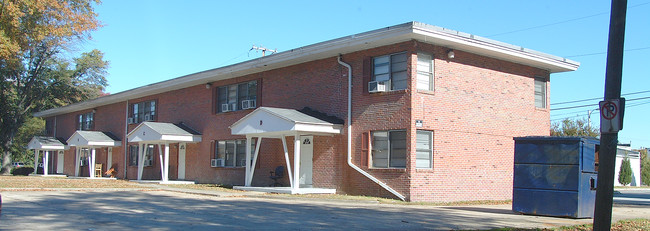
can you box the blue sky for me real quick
[77,0,649,148]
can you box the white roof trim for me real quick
[34,22,579,118]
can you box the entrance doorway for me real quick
[299,136,313,187]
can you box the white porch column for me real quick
[158,144,164,180]
[163,143,169,182]
[137,143,145,180]
[89,148,96,178]
[34,149,39,175]
[292,135,301,191]
[281,136,293,188]
[244,136,252,186]
[43,150,49,176]
[249,137,262,185]
[74,148,80,177]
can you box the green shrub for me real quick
[10,167,34,176]
[618,157,632,186]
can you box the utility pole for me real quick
[250,45,277,57]
[593,0,627,230]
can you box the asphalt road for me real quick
[614,189,650,206]
[0,189,648,230]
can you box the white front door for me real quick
[57,151,64,174]
[299,136,313,187]
[178,143,186,180]
[107,147,113,169]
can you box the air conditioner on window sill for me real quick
[239,159,247,167]
[127,117,134,124]
[211,158,224,167]
[144,114,152,121]
[368,80,389,93]
[241,99,257,109]
[221,104,230,112]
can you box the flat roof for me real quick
[34,21,579,118]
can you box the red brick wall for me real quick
[45,39,551,202]
[408,43,550,202]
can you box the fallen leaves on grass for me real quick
[0,175,144,189]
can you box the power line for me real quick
[551,90,650,106]
[485,2,650,38]
[550,99,650,121]
[551,96,650,111]
[565,46,650,58]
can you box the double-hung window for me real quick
[214,139,256,167]
[128,144,154,167]
[373,53,408,91]
[132,100,156,123]
[415,130,433,169]
[371,130,406,168]
[217,80,257,113]
[416,53,434,91]
[77,112,94,130]
[534,77,547,108]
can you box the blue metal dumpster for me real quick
[512,137,599,218]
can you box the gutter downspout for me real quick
[124,100,129,179]
[337,55,406,201]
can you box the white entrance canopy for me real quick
[231,107,343,137]
[127,122,201,182]
[27,136,68,176]
[127,122,202,143]
[28,136,68,150]
[230,107,342,194]
[67,131,122,147]
[67,131,121,178]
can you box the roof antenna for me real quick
[249,45,277,57]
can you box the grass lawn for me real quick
[492,218,650,231]
[0,175,144,189]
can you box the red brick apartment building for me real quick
[31,22,579,202]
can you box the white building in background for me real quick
[614,145,641,186]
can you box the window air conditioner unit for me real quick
[230,103,237,111]
[368,80,389,93]
[239,159,247,167]
[221,104,230,112]
[144,114,152,121]
[127,117,134,124]
[144,159,152,166]
[211,158,225,167]
[242,100,257,109]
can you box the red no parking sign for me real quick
[599,98,625,133]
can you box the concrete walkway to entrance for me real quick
[1,186,648,230]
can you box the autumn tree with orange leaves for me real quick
[0,0,108,173]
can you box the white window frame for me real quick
[217,80,257,113]
[415,130,433,169]
[77,112,94,131]
[214,139,256,167]
[416,53,434,91]
[370,130,407,169]
[132,100,156,123]
[129,144,154,167]
[372,52,408,91]
[534,77,547,108]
